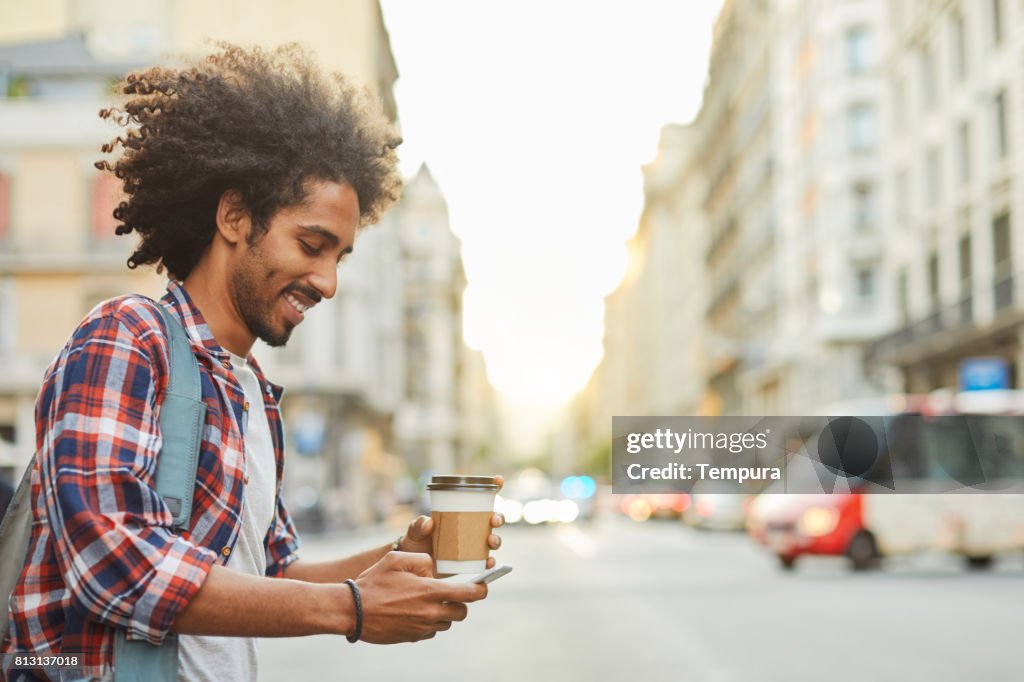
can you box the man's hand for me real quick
[399,475,505,570]
[355,551,488,644]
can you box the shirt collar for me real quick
[160,280,285,401]
[160,280,231,362]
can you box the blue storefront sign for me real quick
[959,357,1011,391]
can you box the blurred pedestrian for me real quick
[1,43,503,682]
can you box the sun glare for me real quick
[382,0,722,407]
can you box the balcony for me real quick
[0,249,128,275]
[957,296,974,326]
[867,276,1024,366]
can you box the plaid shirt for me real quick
[2,280,301,679]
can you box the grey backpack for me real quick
[0,302,206,681]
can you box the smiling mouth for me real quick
[284,293,312,314]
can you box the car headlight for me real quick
[797,507,839,537]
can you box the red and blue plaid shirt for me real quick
[1,280,301,679]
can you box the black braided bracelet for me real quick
[344,579,363,643]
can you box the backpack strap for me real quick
[115,301,207,681]
[152,303,207,530]
[0,452,38,644]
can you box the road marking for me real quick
[556,524,598,558]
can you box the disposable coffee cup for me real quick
[427,475,500,574]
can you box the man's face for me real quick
[231,179,359,347]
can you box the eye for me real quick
[299,241,321,256]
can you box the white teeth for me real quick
[285,294,309,314]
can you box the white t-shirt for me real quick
[178,352,278,682]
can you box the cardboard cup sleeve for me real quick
[431,511,492,561]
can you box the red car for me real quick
[747,492,874,569]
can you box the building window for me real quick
[993,211,1011,275]
[994,89,1009,159]
[952,13,968,81]
[992,0,1004,45]
[853,184,875,231]
[928,253,940,311]
[919,43,936,111]
[856,267,876,300]
[957,121,971,185]
[846,26,873,74]
[847,104,876,151]
[91,173,121,242]
[959,234,972,293]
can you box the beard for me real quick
[230,240,296,348]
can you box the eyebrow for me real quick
[298,224,354,258]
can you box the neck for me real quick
[182,254,255,358]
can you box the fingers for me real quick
[435,580,488,604]
[489,512,504,553]
[412,604,465,643]
[486,557,496,569]
[387,550,435,577]
[409,515,432,540]
[440,601,469,622]
[494,475,505,490]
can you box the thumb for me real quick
[408,515,433,541]
[387,550,435,578]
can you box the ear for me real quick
[215,189,253,246]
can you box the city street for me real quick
[261,515,1024,681]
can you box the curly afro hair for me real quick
[96,43,403,280]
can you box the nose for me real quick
[308,259,338,300]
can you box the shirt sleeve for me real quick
[38,308,218,646]
[264,493,301,578]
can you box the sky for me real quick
[379,1,723,419]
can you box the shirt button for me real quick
[221,547,231,557]
[222,360,231,370]
[244,475,251,485]
[243,401,250,411]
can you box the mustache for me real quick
[285,285,322,305]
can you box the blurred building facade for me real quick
[868,0,1024,393]
[770,0,892,409]
[391,164,471,475]
[572,0,1022,462]
[0,1,502,528]
[699,0,778,416]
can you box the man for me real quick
[1,44,503,681]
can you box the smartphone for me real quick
[469,564,513,584]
